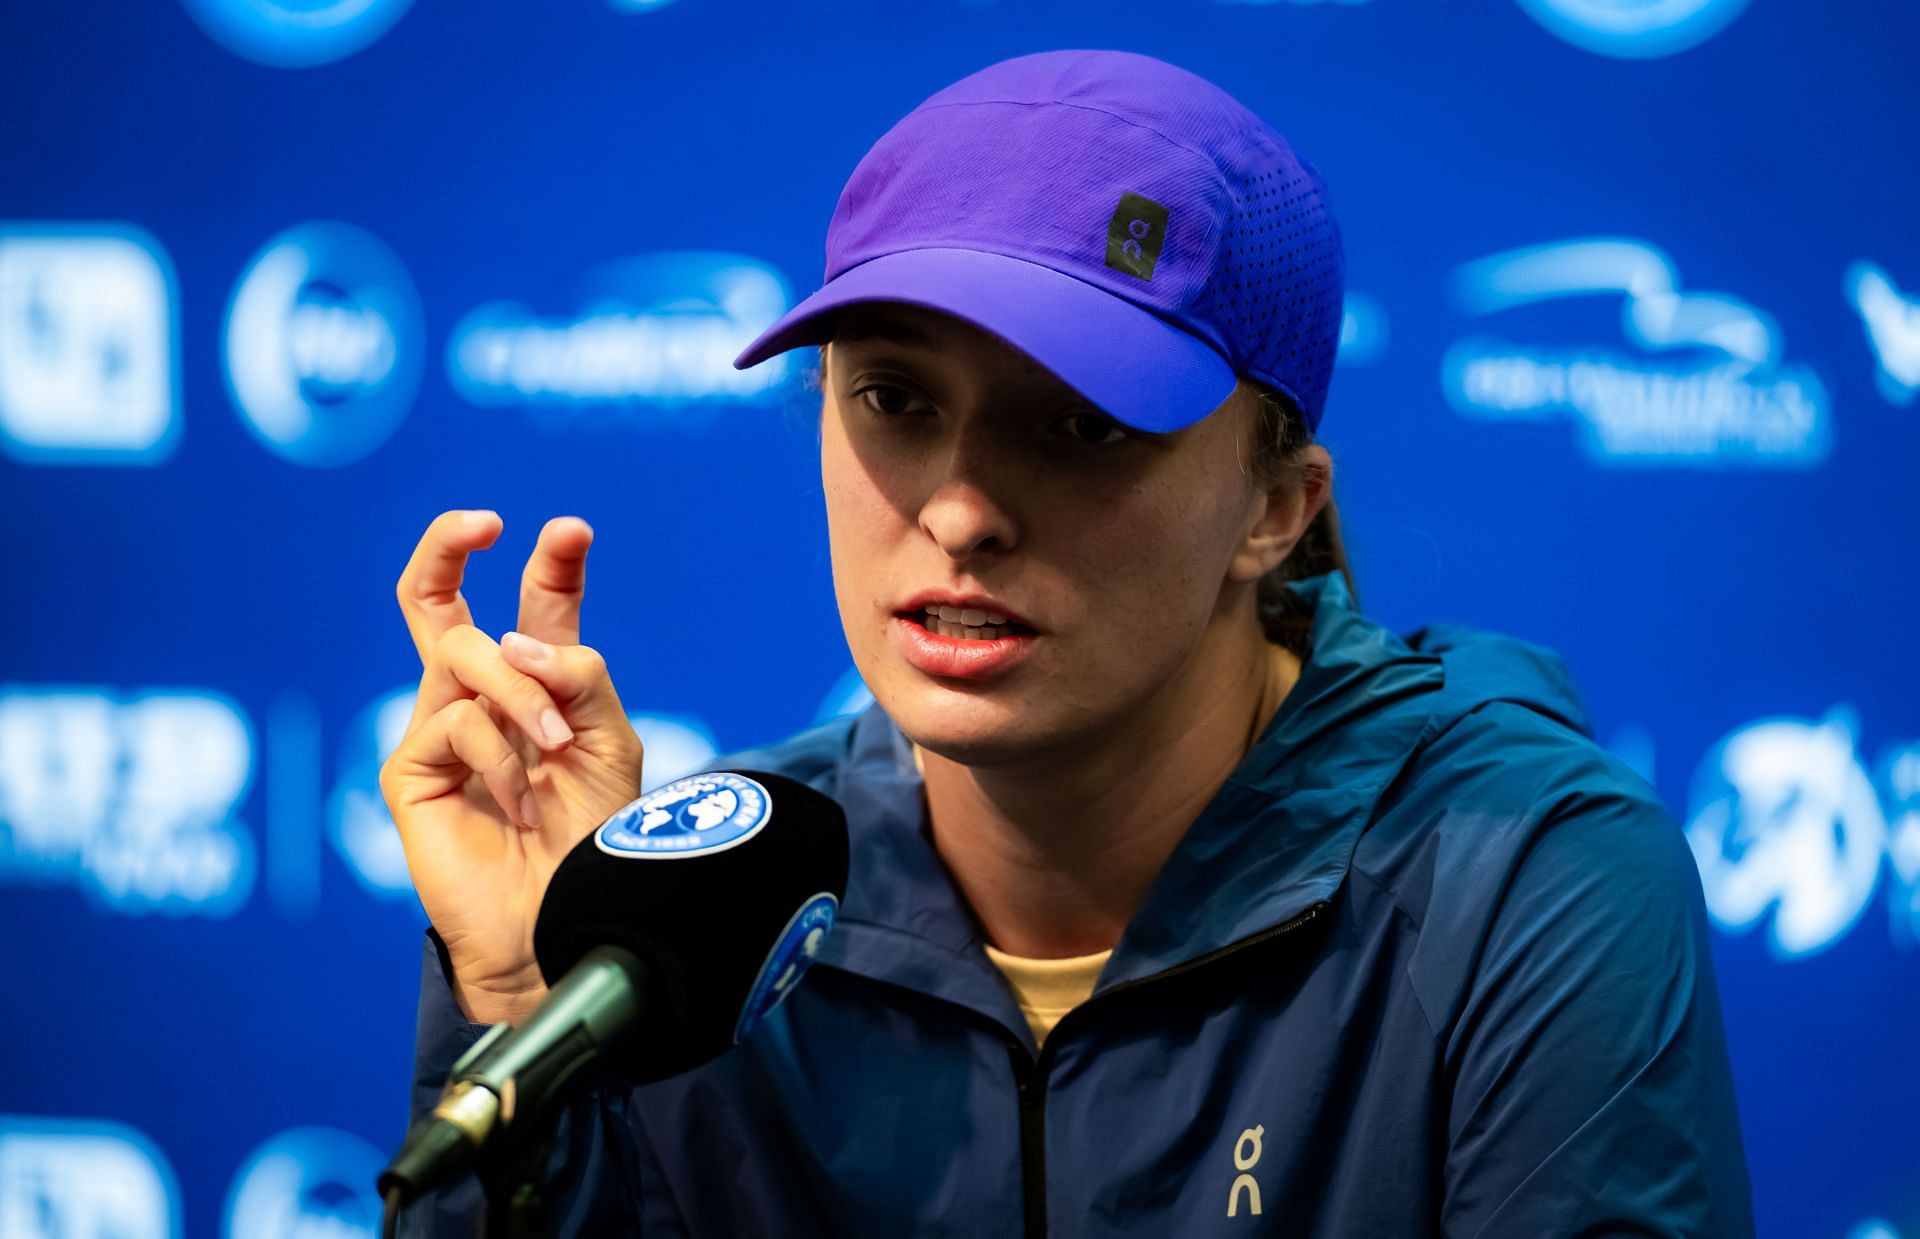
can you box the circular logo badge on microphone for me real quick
[734,891,838,1043]
[595,772,771,859]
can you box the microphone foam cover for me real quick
[533,769,850,1083]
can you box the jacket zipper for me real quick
[1001,899,1329,1239]
[1009,1043,1047,1239]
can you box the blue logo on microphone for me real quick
[596,772,771,859]
[734,891,838,1043]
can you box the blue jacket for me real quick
[399,571,1755,1237]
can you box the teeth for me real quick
[926,604,1015,627]
[918,605,1022,639]
[919,612,1008,640]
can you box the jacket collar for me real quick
[810,571,1449,1043]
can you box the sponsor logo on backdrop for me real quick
[1685,707,1920,957]
[1513,0,1753,57]
[328,686,722,900]
[178,0,416,68]
[447,252,793,423]
[326,688,418,901]
[1603,724,1657,787]
[0,225,180,465]
[1843,260,1920,407]
[0,1115,181,1239]
[1333,293,1388,367]
[0,674,725,915]
[1879,741,1920,950]
[224,1127,384,1239]
[224,221,424,468]
[1847,1222,1903,1239]
[0,688,256,915]
[631,713,722,792]
[1443,237,1830,467]
[813,667,874,726]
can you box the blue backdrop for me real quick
[2,1,1915,1235]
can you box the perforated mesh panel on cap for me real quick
[1189,148,1345,433]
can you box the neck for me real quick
[915,610,1303,959]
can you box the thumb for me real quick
[500,631,633,736]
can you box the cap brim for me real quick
[731,247,1238,433]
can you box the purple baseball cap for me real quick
[730,48,1345,434]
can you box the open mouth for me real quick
[900,606,1038,642]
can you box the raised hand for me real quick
[379,509,647,1026]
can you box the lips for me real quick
[888,613,1040,680]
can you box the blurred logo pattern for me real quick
[326,688,417,900]
[1443,237,1830,466]
[1847,1220,1904,1239]
[223,1127,384,1239]
[223,221,424,468]
[447,252,793,425]
[1843,259,1920,407]
[813,667,874,726]
[1685,708,1920,957]
[630,712,723,792]
[178,0,417,68]
[0,1115,181,1239]
[0,689,256,915]
[1513,0,1753,57]
[1336,293,1389,367]
[1877,741,1920,950]
[0,225,179,465]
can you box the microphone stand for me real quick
[379,945,648,1238]
[477,1123,560,1239]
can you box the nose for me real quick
[917,421,1021,560]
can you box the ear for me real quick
[1225,445,1332,585]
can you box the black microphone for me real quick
[377,769,850,1208]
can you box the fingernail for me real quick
[519,789,543,830]
[539,708,573,747]
[504,631,552,663]
[464,509,498,532]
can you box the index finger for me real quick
[397,509,503,666]
[516,515,594,648]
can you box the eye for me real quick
[852,383,928,417]
[1056,408,1133,446]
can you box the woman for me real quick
[384,49,1753,1236]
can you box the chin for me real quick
[877,677,1048,766]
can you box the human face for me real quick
[820,302,1282,769]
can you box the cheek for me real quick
[1073,484,1231,620]
[820,419,899,622]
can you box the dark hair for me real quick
[1239,379,1355,658]
[808,343,1355,658]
